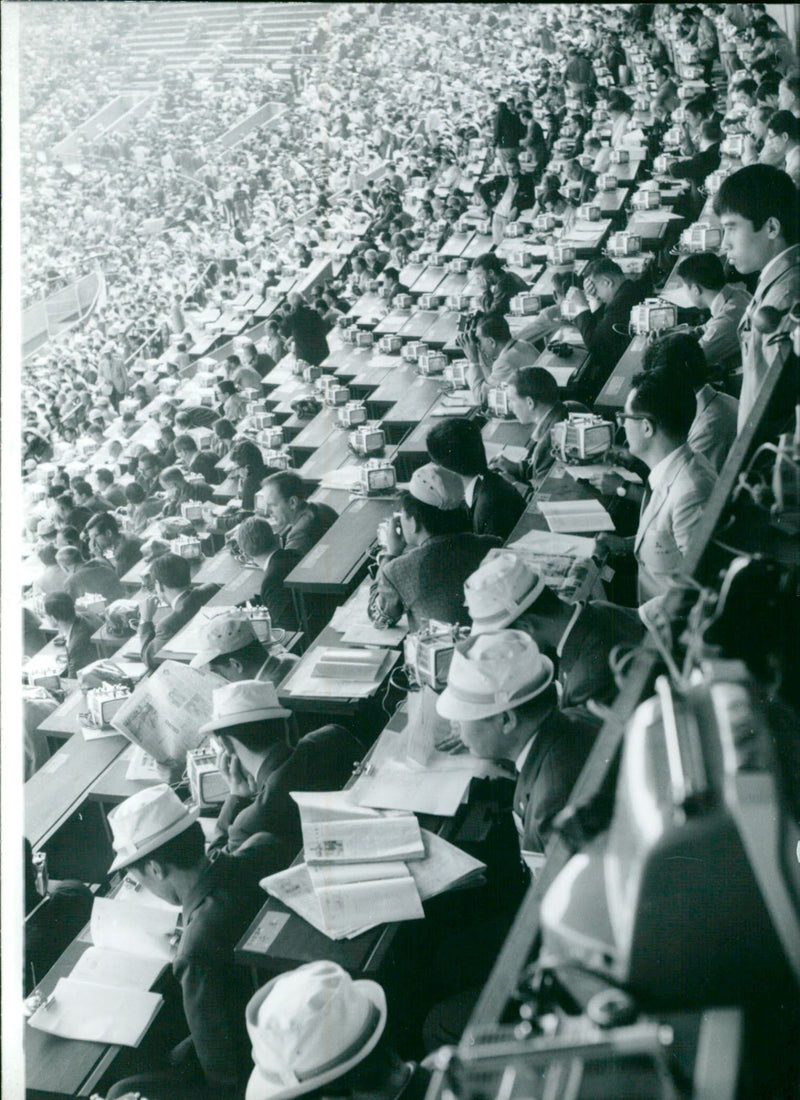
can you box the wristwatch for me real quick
[616,483,628,499]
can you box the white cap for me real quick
[198,679,290,735]
[436,630,554,721]
[245,961,387,1100]
[408,463,464,510]
[107,784,200,873]
[190,611,259,669]
[465,552,546,634]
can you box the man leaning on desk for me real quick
[138,553,220,670]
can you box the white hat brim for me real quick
[107,803,201,874]
[198,702,292,735]
[244,978,387,1100]
[468,574,546,636]
[436,655,555,721]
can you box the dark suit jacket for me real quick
[260,548,302,630]
[281,303,330,366]
[214,725,365,852]
[190,450,223,485]
[668,142,721,184]
[65,613,100,677]
[570,276,651,403]
[371,533,502,631]
[281,502,338,557]
[478,171,537,214]
[470,472,526,539]
[513,707,601,853]
[65,559,125,603]
[556,600,644,707]
[113,535,143,579]
[139,583,220,669]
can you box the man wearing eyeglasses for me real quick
[596,369,717,614]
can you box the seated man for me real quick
[94,467,128,510]
[204,681,363,854]
[189,610,298,686]
[157,465,214,518]
[56,545,125,603]
[244,961,431,1100]
[566,256,651,404]
[84,511,143,578]
[760,109,800,186]
[675,251,752,382]
[104,785,267,1100]
[642,332,739,474]
[258,471,338,557]
[368,463,501,631]
[597,367,717,614]
[425,417,525,540]
[489,366,569,494]
[464,553,644,708]
[459,312,539,405]
[69,476,112,515]
[516,269,582,349]
[667,119,722,184]
[476,154,537,246]
[174,433,223,486]
[469,251,530,317]
[437,630,600,855]
[138,552,219,670]
[235,516,301,630]
[42,591,99,676]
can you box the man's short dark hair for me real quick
[70,478,92,498]
[476,312,511,344]
[85,511,120,538]
[582,256,624,283]
[129,821,205,873]
[262,471,308,502]
[510,366,560,406]
[229,439,265,472]
[38,545,58,566]
[642,332,709,391]
[44,592,76,622]
[398,490,469,537]
[699,119,722,143]
[714,164,799,244]
[471,252,505,276]
[676,251,726,292]
[767,110,800,140]
[159,465,186,488]
[126,482,146,504]
[630,368,697,439]
[220,719,286,752]
[238,516,278,558]
[95,468,114,487]
[149,552,191,590]
[175,434,198,454]
[208,637,266,674]
[426,418,489,477]
[552,270,581,298]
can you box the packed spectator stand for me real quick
[15,4,800,1100]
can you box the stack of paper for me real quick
[27,896,177,1047]
[536,498,615,534]
[261,825,485,940]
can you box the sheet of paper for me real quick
[124,744,163,782]
[352,763,473,817]
[329,582,408,646]
[28,978,163,1047]
[69,946,167,991]
[81,723,122,742]
[407,829,486,901]
[116,875,182,912]
[507,529,597,557]
[308,861,408,889]
[537,499,615,534]
[301,813,425,864]
[91,897,179,961]
[565,464,641,485]
[282,649,398,699]
[290,789,375,822]
[484,442,530,465]
[111,661,227,763]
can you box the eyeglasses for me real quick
[615,411,652,426]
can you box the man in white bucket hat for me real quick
[464,552,644,708]
[436,630,600,855]
[104,784,266,1100]
[244,961,430,1100]
[202,681,364,856]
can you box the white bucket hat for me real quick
[465,552,546,634]
[198,679,291,735]
[190,611,258,669]
[436,630,554,721]
[245,961,387,1100]
[408,463,464,510]
[107,783,200,873]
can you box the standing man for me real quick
[281,292,330,366]
[715,164,799,431]
[476,155,537,247]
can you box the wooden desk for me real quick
[338,355,397,396]
[530,261,588,304]
[37,688,87,741]
[438,230,475,257]
[192,547,242,586]
[367,363,422,415]
[420,311,462,348]
[26,730,129,852]
[560,218,613,258]
[461,233,494,259]
[298,431,397,484]
[434,272,471,298]
[372,309,414,336]
[347,292,384,320]
[594,332,647,413]
[398,262,426,287]
[395,398,480,479]
[381,374,444,430]
[594,188,629,215]
[507,462,607,542]
[481,418,530,449]
[534,343,589,389]
[624,209,680,244]
[409,266,448,295]
[396,310,440,341]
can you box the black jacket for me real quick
[281,303,330,366]
[570,276,652,403]
[259,548,302,630]
[470,472,526,540]
[478,171,537,214]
